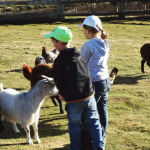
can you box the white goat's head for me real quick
[38,75,59,96]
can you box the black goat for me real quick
[140,43,150,73]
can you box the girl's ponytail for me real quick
[96,25,109,40]
[101,30,109,40]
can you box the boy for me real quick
[44,26,104,150]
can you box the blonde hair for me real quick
[83,25,109,40]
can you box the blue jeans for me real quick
[67,95,104,150]
[92,77,110,138]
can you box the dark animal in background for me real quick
[23,56,46,81]
[35,56,46,66]
[42,46,58,63]
[31,64,54,87]
[52,48,59,56]
[109,67,118,85]
[140,43,150,73]
[23,63,32,81]
[31,64,64,114]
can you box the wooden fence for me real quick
[0,0,150,24]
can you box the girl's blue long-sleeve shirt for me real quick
[80,37,110,82]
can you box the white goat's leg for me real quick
[12,122,20,133]
[24,125,33,145]
[32,120,41,143]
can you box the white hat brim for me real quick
[77,23,83,27]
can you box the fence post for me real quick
[61,2,64,19]
[144,3,147,16]
[57,0,64,19]
[118,0,125,19]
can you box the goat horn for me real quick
[38,75,53,82]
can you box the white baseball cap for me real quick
[77,15,102,31]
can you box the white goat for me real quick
[0,76,58,144]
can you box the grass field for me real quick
[0,18,150,150]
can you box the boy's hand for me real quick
[59,94,64,101]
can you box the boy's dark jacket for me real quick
[53,47,94,103]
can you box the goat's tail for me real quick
[0,82,3,91]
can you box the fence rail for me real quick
[61,0,147,4]
[0,0,150,24]
[0,0,59,5]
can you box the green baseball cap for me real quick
[44,26,73,43]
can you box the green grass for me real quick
[1,18,150,149]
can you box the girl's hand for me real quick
[59,94,64,101]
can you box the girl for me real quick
[78,15,110,143]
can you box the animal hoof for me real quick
[60,110,64,114]
[15,130,20,133]
[37,139,41,144]
[34,135,41,143]
[26,139,33,145]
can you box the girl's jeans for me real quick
[67,95,104,150]
[92,77,110,138]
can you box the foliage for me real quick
[0,18,150,149]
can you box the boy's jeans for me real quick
[92,77,110,137]
[67,95,104,150]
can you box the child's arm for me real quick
[80,43,92,63]
[53,58,66,98]
[59,94,64,101]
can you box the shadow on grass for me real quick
[53,144,70,150]
[1,15,150,25]
[0,143,70,150]
[5,69,22,73]
[0,114,68,139]
[104,16,150,26]
[113,74,148,85]
[0,143,28,146]
[39,115,67,122]
[38,114,68,138]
